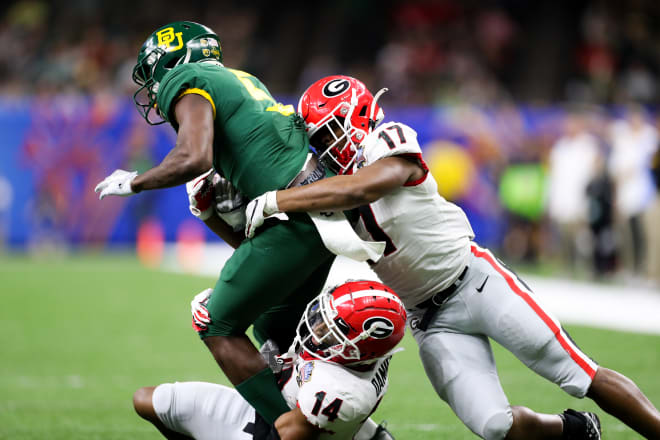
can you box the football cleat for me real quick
[560,409,601,440]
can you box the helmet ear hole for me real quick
[164,57,180,69]
[359,105,367,117]
[335,317,350,336]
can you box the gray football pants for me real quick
[407,243,598,440]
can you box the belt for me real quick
[287,153,325,189]
[416,265,468,331]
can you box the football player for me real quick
[94,22,376,426]
[133,280,406,440]
[244,76,660,440]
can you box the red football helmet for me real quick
[297,75,387,174]
[295,280,406,365]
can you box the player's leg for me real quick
[413,246,597,439]
[134,386,192,440]
[408,320,515,440]
[475,243,660,438]
[200,214,333,423]
[413,328,576,439]
[207,257,333,403]
[587,367,660,438]
[251,257,335,351]
[468,245,598,397]
[470,244,645,438]
[133,382,255,440]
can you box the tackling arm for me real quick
[131,94,215,192]
[275,408,321,440]
[203,215,244,249]
[276,156,424,212]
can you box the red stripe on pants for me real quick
[470,245,596,379]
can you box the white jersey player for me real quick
[133,280,407,440]
[244,76,660,440]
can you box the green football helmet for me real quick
[132,21,223,124]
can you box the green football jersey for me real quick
[157,62,308,198]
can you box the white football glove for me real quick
[94,169,138,200]
[244,191,288,238]
[191,288,212,333]
[186,169,215,221]
[212,174,248,231]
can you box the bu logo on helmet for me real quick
[322,79,350,97]
[156,27,183,51]
[363,317,395,339]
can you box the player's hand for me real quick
[213,174,248,230]
[245,191,286,238]
[191,288,212,333]
[94,169,138,200]
[186,169,215,221]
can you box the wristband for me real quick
[263,191,280,216]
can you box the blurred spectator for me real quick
[608,106,658,275]
[547,112,601,271]
[586,154,617,276]
[644,135,660,284]
[572,4,617,103]
[498,161,546,263]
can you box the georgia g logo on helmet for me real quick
[363,317,395,339]
[322,79,350,98]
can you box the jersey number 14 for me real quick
[311,391,343,422]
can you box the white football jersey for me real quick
[352,122,475,308]
[280,353,391,439]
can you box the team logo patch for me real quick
[363,317,395,339]
[296,361,315,386]
[156,27,183,52]
[322,79,350,97]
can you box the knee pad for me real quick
[482,408,513,440]
[151,382,196,431]
[152,383,174,418]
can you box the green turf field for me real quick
[1,253,658,439]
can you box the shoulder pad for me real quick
[361,122,422,166]
[157,64,210,125]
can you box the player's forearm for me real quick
[132,148,210,192]
[203,215,243,249]
[276,175,377,213]
[275,409,320,440]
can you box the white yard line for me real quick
[166,244,660,335]
[524,275,660,335]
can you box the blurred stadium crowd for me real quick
[1,0,659,285]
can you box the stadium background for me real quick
[1,0,659,439]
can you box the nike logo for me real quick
[476,276,489,292]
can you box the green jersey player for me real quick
[94,21,335,425]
